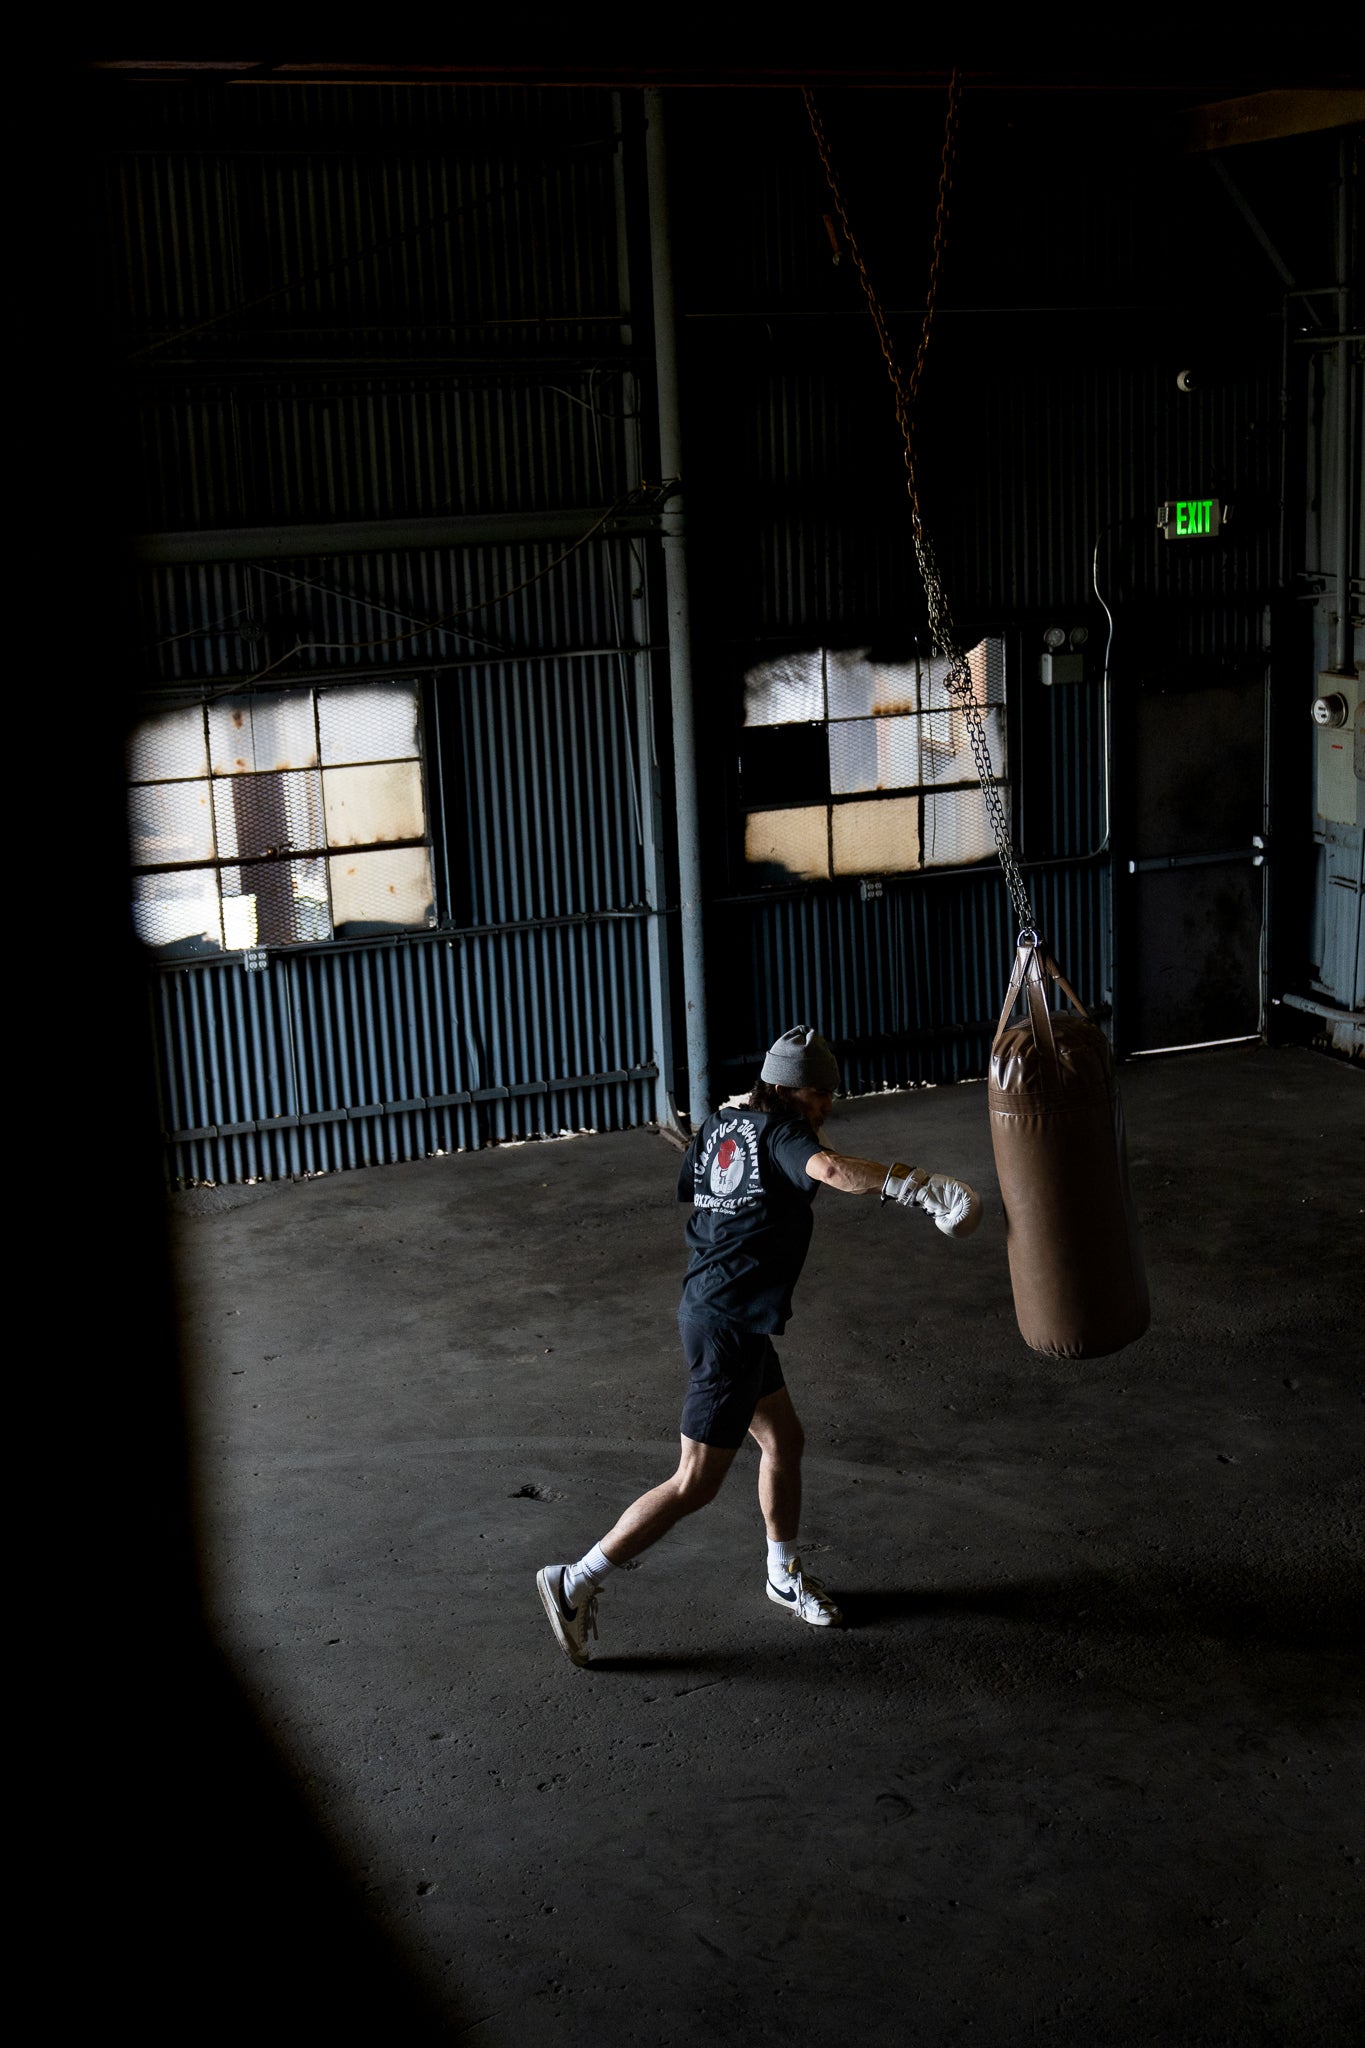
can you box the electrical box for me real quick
[1315,672,1363,827]
[1037,621,1092,685]
[1158,498,1223,540]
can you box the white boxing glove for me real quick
[917,1172,982,1238]
[881,1162,982,1239]
[881,1162,928,1207]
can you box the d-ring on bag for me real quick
[989,934,1149,1359]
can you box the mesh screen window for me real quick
[740,640,1006,883]
[128,682,434,955]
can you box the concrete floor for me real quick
[167,1044,1362,2045]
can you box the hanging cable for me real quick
[251,561,510,660]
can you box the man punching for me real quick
[536,1025,981,1667]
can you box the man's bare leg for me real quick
[537,1437,738,1664]
[748,1387,841,1624]
[748,1385,804,1543]
[598,1436,738,1564]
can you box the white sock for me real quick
[767,1537,801,1576]
[564,1543,616,1605]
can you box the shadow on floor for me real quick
[97,1627,457,2039]
[839,1562,1365,1699]
[589,1651,735,1676]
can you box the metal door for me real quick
[1120,670,1268,1052]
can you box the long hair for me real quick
[748,1079,800,1117]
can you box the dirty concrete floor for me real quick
[168,1045,1363,2046]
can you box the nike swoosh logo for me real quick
[768,1580,796,1603]
[547,1574,577,1622]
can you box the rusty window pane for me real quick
[824,648,875,721]
[127,703,208,784]
[322,760,424,847]
[208,691,318,775]
[743,638,1008,882]
[329,846,434,932]
[743,649,824,727]
[222,855,331,947]
[923,786,996,867]
[831,797,921,875]
[212,769,326,861]
[132,870,223,952]
[318,682,421,765]
[829,716,921,795]
[128,680,432,955]
[129,779,216,868]
[744,807,829,883]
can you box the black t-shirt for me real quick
[676,1105,825,1334]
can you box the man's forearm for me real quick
[808,1148,983,1237]
[805,1150,889,1195]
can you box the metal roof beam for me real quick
[1174,88,1365,151]
[132,508,658,565]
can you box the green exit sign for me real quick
[1159,497,1223,539]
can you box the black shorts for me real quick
[678,1320,785,1450]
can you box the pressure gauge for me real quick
[1312,694,1349,729]
[1043,626,1067,650]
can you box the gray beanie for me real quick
[760,1024,841,1093]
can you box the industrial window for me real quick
[739,639,1006,882]
[127,682,435,956]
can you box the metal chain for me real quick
[909,76,962,414]
[801,81,1036,936]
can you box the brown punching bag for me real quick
[989,934,1150,1359]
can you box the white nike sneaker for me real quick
[536,1565,599,1668]
[765,1559,843,1627]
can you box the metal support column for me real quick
[613,92,679,1133]
[1332,132,1358,679]
[644,87,710,1123]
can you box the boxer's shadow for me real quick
[839,1577,1163,1632]
[837,1570,1365,1665]
[836,1587,956,1628]
[589,1651,733,1677]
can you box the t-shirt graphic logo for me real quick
[711,1135,746,1198]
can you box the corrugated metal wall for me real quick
[127,373,634,534]
[136,535,646,685]
[674,89,1286,1081]
[156,921,658,1184]
[109,83,671,1182]
[106,78,1308,1180]
[715,861,1107,1096]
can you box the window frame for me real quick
[127,678,437,959]
[736,637,1010,888]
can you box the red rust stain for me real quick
[231,711,244,728]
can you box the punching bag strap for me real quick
[994,932,1093,1038]
[1039,946,1091,1021]
[993,932,1093,1105]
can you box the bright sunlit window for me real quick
[127,681,435,956]
[739,640,1007,882]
